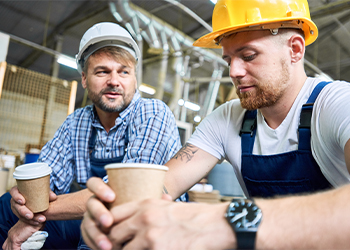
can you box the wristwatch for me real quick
[224,198,262,249]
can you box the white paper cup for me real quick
[13,162,52,213]
[105,163,168,208]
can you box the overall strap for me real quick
[88,126,97,153]
[240,110,257,154]
[298,81,331,151]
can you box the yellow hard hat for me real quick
[193,0,318,48]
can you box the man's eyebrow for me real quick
[93,64,131,72]
[93,65,109,72]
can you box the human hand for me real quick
[105,199,235,250]
[81,177,115,250]
[2,220,44,250]
[81,177,174,250]
[10,186,57,225]
[82,178,235,250]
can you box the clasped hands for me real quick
[81,177,233,250]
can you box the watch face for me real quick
[225,199,262,231]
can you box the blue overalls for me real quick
[89,126,129,178]
[0,126,129,249]
[240,81,332,198]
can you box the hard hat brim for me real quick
[193,17,318,48]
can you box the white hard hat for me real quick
[75,22,141,74]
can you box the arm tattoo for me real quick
[163,185,168,194]
[173,143,198,163]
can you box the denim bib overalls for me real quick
[89,126,129,178]
[240,81,332,198]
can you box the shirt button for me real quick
[106,149,110,153]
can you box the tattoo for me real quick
[163,185,168,194]
[173,143,198,163]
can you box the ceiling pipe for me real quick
[180,55,191,122]
[154,31,170,100]
[169,55,185,115]
[162,0,213,32]
[109,2,143,86]
[200,63,224,116]
[110,0,227,66]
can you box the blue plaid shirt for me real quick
[38,91,181,194]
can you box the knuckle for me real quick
[140,209,157,225]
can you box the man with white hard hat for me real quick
[1,22,181,249]
[81,0,350,249]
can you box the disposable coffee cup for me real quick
[105,163,168,208]
[13,162,52,213]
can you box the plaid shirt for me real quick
[38,91,181,194]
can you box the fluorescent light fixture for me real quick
[194,115,201,123]
[210,0,217,4]
[57,55,77,69]
[178,99,201,111]
[139,84,156,95]
[185,101,200,111]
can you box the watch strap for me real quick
[236,231,257,250]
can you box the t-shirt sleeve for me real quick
[187,104,230,161]
[312,81,350,185]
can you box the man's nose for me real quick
[229,58,246,79]
[108,71,120,86]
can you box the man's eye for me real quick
[243,54,256,61]
[122,71,129,75]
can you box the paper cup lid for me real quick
[13,162,52,180]
[105,163,168,171]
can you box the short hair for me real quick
[83,46,137,74]
[273,28,305,45]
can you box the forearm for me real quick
[256,185,350,249]
[164,143,219,199]
[42,188,93,221]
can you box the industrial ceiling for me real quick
[1,0,350,123]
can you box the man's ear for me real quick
[289,34,305,64]
[81,72,87,89]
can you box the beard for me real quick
[236,59,290,110]
[87,83,133,113]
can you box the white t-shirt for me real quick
[188,77,350,196]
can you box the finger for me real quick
[9,186,25,205]
[49,190,57,202]
[108,221,136,249]
[109,200,142,223]
[10,198,35,221]
[123,237,149,250]
[87,177,115,203]
[107,201,145,246]
[86,196,114,228]
[2,238,8,250]
[161,194,172,201]
[81,212,113,250]
[32,213,46,223]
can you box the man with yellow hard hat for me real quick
[81,0,350,249]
